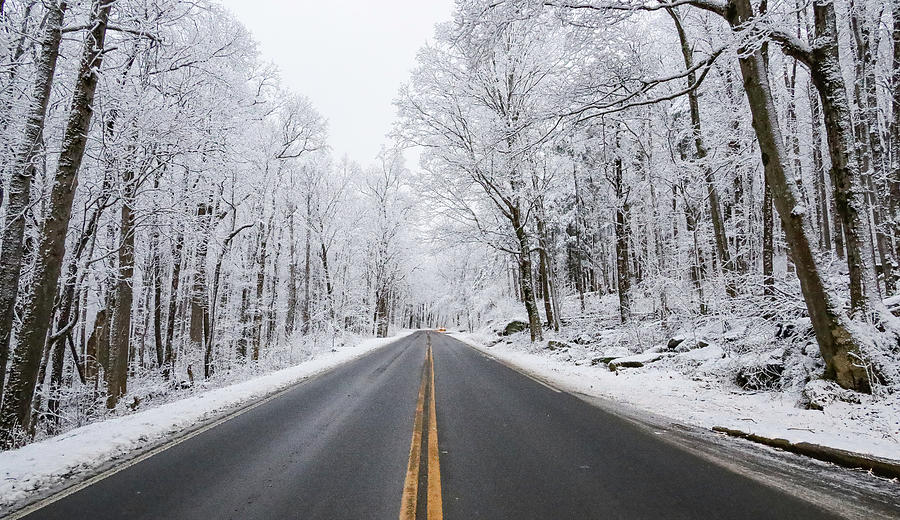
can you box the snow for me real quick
[608,351,671,366]
[456,332,900,463]
[0,333,409,511]
[677,344,725,361]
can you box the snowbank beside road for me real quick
[455,332,900,464]
[0,333,409,512]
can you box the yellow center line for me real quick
[427,346,443,519]
[399,340,443,520]
[399,355,427,520]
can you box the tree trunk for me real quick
[205,224,251,378]
[809,82,832,252]
[285,206,298,336]
[807,0,885,318]
[783,62,811,217]
[890,2,900,263]
[320,241,334,320]
[0,2,39,183]
[189,202,210,345]
[0,0,114,444]
[668,8,734,295]
[265,232,281,346]
[106,167,136,409]
[45,182,107,425]
[572,165,587,312]
[163,228,183,380]
[152,230,164,369]
[762,181,775,297]
[613,143,632,323]
[536,212,556,329]
[375,287,390,338]
[512,207,542,342]
[723,0,871,391]
[252,219,268,360]
[0,0,66,403]
[302,193,311,333]
[849,0,894,296]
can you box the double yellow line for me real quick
[399,342,442,520]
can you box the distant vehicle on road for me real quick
[436,327,446,332]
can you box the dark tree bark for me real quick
[285,205,298,336]
[107,165,137,409]
[721,0,872,391]
[890,2,900,263]
[252,218,269,360]
[265,230,281,346]
[613,145,632,323]
[85,309,109,383]
[205,224,252,378]
[762,181,775,297]
[163,227,183,380]
[668,8,734,295]
[0,0,114,444]
[513,214,543,342]
[152,227,164,369]
[804,0,884,318]
[808,83,832,252]
[536,200,557,330]
[0,0,66,403]
[189,202,211,345]
[320,241,334,320]
[374,287,390,338]
[849,0,894,296]
[572,164,587,312]
[44,175,109,425]
[301,193,312,333]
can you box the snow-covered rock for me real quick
[802,379,862,410]
[608,352,671,370]
[677,344,725,362]
[501,320,528,336]
[735,349,786,390]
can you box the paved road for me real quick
[17,331,855,519]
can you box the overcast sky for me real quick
[217,0,454,166]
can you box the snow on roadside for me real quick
[454,332,900,463]
[0,332,410,511]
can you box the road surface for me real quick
[14,331,887,519]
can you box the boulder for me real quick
[666,336,685,350]
[591,356,618,366]
[500,320,528,336]
[802,379,862,410]
[885,295,900,317]
[775,322,796,339]
[776,318,814,340]
[608,352,669,371]
[572,333,594,345]
[735,354,785,390]
[545,340,571,351]
[666,335,710,352]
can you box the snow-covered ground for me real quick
[0,332,409,512]
[454,331,900,463]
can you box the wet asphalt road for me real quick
[18,331,843,519]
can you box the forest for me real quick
[1,0,899,451]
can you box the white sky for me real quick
[217,0,454,165]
